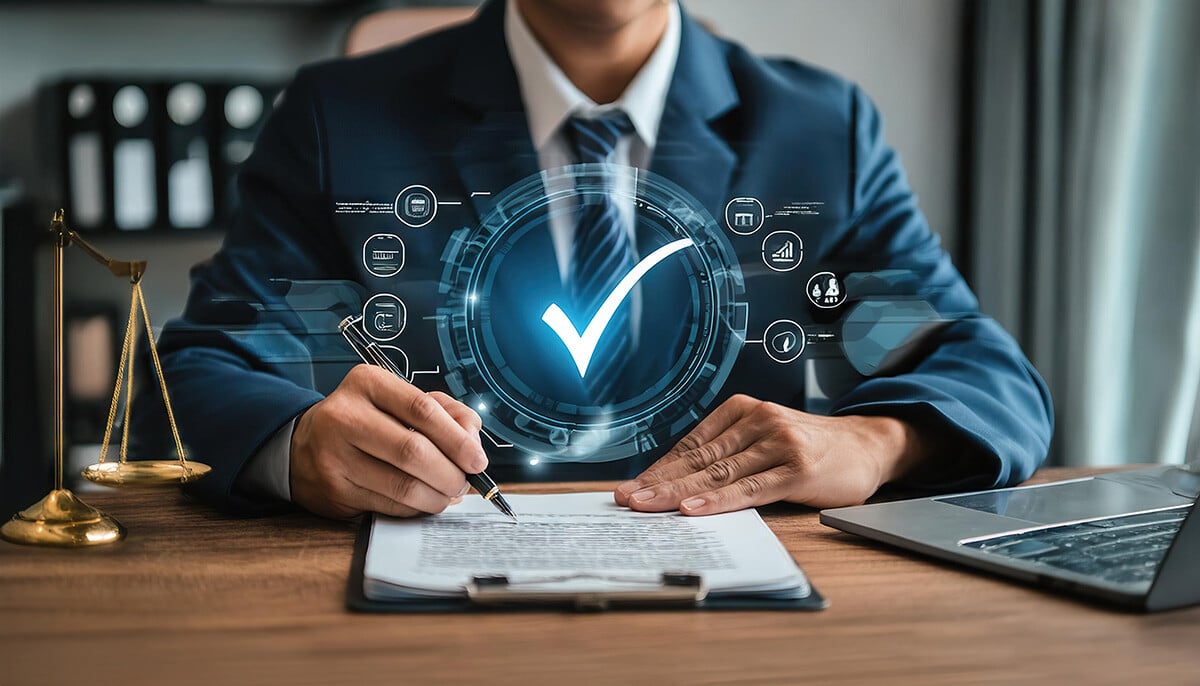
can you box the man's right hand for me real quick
[289,365,487,519]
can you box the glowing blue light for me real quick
[528,457,540,466]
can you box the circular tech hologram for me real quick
[437,164,746,464]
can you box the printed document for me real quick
[363,492,811,600]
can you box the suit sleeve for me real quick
[130,68,348,514]
[827,86,1054,491]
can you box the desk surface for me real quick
[1,467,1197,685]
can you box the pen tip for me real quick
[491,493,518,522]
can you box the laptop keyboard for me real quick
[962,506,1191,586]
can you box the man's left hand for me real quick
[614,394,929,515]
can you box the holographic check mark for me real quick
[541,238,694,378]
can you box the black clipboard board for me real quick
[345,514,828,613]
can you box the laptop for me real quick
[820,464,1200,611]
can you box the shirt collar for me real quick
[504,0,681,152]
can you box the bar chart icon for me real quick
[761,231,803,272]
[771,241,795,261]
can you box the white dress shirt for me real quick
[238,0,681,502]
[506,0,680,282]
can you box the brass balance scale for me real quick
[0,210,211,547]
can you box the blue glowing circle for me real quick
[437,164,745,463]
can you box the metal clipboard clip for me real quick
[465,572,708,612]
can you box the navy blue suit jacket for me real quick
[134,0,1053,513]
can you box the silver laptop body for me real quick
[820,465,1200,611]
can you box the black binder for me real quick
[107,81,164,231]
[345,514,828,613]
[163,81,215,229]
[212,82,282,224]
[38,75,285,234]
[38,80,112,232]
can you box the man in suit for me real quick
[137,0,1053,518]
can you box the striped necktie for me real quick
[565,112,636,404]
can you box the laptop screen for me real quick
[936,477,1191,525]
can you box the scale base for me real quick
[0,489,125,547]
[82,460,212,487]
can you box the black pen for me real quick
[338,315,518,522]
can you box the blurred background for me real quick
[0,0,1196,512]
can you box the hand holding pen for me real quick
[338,315,517,521]
[285,316,516,521]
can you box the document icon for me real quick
[363,293,406,341]
[394,184,438,227]
[407,195,428,218]
[363,233,406,277]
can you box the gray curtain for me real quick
[968,0,1200,467]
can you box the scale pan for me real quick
[83,460,212,487]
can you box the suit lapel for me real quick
[636,8,742,378]
[649,103,737,221]
[649,6,741,219]
[452,111,541,219]
[446,0,541,221]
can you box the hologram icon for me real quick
[807,271,847,309]
[406,195,428,218]
[761,231,803,272]
[724,197,765,235]
[363,233,405,278]
[762,319,806,364]
[394,184,437,228]
[363,293,406,341]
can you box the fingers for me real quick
[429,391,484,433]
[341,445,458,515]
[617,418,759,506]
[333,480,463,519]
[341,405,466,497]
[676,466,797,516]
[337,480,422,519]
[349,366,487,474]
[291,369,489,520]
[673,394,761,455]
[615,395,762,505]
[623,446,775,513]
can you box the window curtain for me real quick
[966,0,1200,467]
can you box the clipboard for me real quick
[345,514,828,613]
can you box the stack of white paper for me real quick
[363,492,812,601]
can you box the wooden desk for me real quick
[1,467,1197,685]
